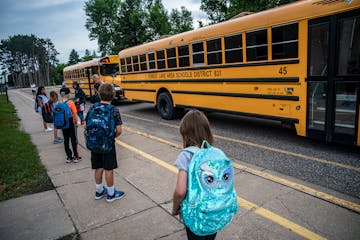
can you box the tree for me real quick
[68,49,80,65]
[169,6,193,34]
[0,34,58,87]
[84,0,121,55]
[200,0,228,24]
[147,0,171,39]
[82,49,93,62]
[116,0,149,51]
[200,0,297,24]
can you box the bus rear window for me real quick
[246,29,268,61]
[178,45,190,67]
[207,38,222,65]
[225,34,243,63]
[272,23,298,59]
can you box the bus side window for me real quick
[272,22,298,60]
[167,48,177,68]
[148,52,156,70]
[178,45,190,67]
[120,58,126,73]
[126,57,133,72]
[140,54,147,71]
[246,29,268,61]
[207,38,222,65]
[192,42,204,66]
[157,50,166,69]
[225,33,243,63]
[133,55,139,72]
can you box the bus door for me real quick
[307,10,360,145]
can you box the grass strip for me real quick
[0,94,53,201]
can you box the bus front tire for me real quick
[157,92,176,120]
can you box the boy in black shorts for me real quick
[86,83,124,202]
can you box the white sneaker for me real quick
[45,127,53,132]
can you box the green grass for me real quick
[0,95,53,201]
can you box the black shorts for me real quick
[91,144,117,170]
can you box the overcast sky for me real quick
[0,0,206,64]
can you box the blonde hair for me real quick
[179,109,214,148]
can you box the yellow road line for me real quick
[124,126,360,214]
[122,113,360,172]
[116,139,326,240]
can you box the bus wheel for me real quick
[157,92,176,120]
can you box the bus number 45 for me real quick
[279,66,287,75]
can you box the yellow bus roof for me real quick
[63,58,101,72]
[119,0,360,57]
[63,55,120,72]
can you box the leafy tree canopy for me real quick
[0,34,58,87]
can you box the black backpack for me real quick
[42,101,54,123]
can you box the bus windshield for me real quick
[100,64,119,76]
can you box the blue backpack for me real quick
[181,141,238,236]
[53,100,72,129]
[85,103,115,153]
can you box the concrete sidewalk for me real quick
[1,89,360,240]
[0,90,184,240]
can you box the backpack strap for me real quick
[182,146,199,154]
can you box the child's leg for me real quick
[43,120,47,130]
[95,168,104,184]
[69,124,79,157]
[105,170,114,188]
[62,129,72,158]
[54,128,58,139]
[105,170,115,196]
[94,168,107,199]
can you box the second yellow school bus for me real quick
[63,55,125,102]
[118,0,360,146]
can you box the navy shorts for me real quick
[91,144,117,170]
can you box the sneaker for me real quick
[65,157,73,163]
[106,189,125,202]
[45,127,53,132]
[95,187,107,200]
[73,156,82,163]
[53,138,63,144]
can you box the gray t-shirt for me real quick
[174,150,194,172]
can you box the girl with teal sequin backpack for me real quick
[172,110,238,239]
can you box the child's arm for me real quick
[172,170,187,216]
[68,101,78,124]
[115,125,122,138]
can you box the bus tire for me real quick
[157,92,176,120]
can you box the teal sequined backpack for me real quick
[181,141,238,236]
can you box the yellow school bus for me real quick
[118,0,360,146]
[63,55,125,102]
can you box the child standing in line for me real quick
[73,81,86,124]
[35,86,52,132]
[59,87,81,163]
[172,109,217,240]
[49,91,63,144]
[85,83,124,202]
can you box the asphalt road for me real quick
[115,101,360,200]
